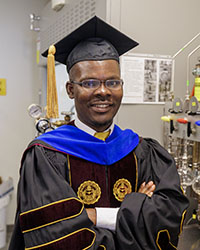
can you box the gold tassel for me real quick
[46,45,59,118]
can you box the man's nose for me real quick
[94,82,111,95]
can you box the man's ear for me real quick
[66,81,75,99]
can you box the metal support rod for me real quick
[172,32,200,59]
[171,32,200,96]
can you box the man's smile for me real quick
[90,103,113,112]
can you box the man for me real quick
[9,16,189,250]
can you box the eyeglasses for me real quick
[71,79,123,90]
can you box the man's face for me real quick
[66,60,123,132]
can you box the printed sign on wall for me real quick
[121,54,173,104]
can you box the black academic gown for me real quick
[9,135,189,250]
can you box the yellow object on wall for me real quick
[0,79,6,95]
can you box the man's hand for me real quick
[138,181,156,197]
[86,208,96,225]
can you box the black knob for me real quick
[187,122,192,137]
[170,120,175,134]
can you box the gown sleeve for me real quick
[115,138,189,250]
[9,144,116,250]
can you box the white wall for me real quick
[110,0,200,143]
[0,0,47,224]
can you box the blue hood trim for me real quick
[35,124,139,165]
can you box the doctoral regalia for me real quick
[9,123,189,250]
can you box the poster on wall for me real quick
[121,53,173,104]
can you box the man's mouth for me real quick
[94,104,110,108]
[91,103,112,112]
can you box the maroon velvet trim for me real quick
[20,198,83,232]
[139,136,143,143]
[69,151,136,208]
[109,152,136,206]
[157,231,176,250]
[69,155,108,208]
[29,229,95,250]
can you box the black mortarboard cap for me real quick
[42,16,139,72]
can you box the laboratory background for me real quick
[0,0,200,249]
